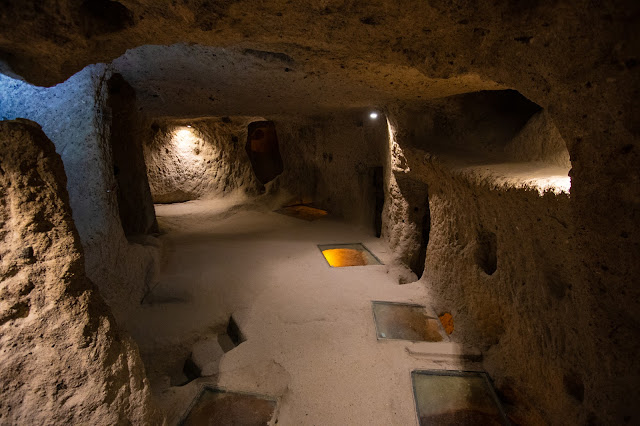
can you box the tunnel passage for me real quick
[245,120,284,184]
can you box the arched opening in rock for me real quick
[0,4,636,423]
[245,120,284,185]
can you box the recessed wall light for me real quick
[186,125,192,128]
[369,112,379,119]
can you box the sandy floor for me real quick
[127,197,481,425]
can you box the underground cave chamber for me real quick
[0,11,638,423]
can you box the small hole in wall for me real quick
[475,230,497,275]
[563,371,585,403]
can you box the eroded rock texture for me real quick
[0,120,158,424]
[384,99,637,424]
[144,117,263,203]
[276,113,388,227]
[0,66,159,321]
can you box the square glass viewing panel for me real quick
[412,370,510,426]
[372,301,445,342]
[318,243,382,267]
[181,387,277,426]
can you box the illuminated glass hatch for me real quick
[318,243,382,267]
[181,388,277,426]
[412,370,510,426]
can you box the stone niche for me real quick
[245,120,284,185]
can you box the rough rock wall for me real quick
[144,117,263,203]
[382,113,428,276]
[0,120,159,424]
[0,67,159,321]
[276,112,387,228]
[505,110,571,168]
[383,105,637,424]
[422,160,579,424]
[382,93,571,270]
[271,118,319,205]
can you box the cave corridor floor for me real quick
[126,198,479,425]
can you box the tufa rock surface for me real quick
[0,120,160,424]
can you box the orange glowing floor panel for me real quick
[318,243,382,267]
[276,204,328,221]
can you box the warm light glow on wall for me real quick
[529,175,571,194]
[386,117,395,144]
[174,127,199,154]
[462,164,572,196]
[387,117,410,173]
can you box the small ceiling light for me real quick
[369,112,379,119]
[186,125,192,128]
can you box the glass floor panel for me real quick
[412,370,510,426]
[372,301,444,342]
[181,388,277,426]
[318,243,382,267]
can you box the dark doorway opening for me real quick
[411,194,431,279]
[372,166,384,238]
[245,120,284,184]
[394,174,431,279]
[475,230,497,275]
